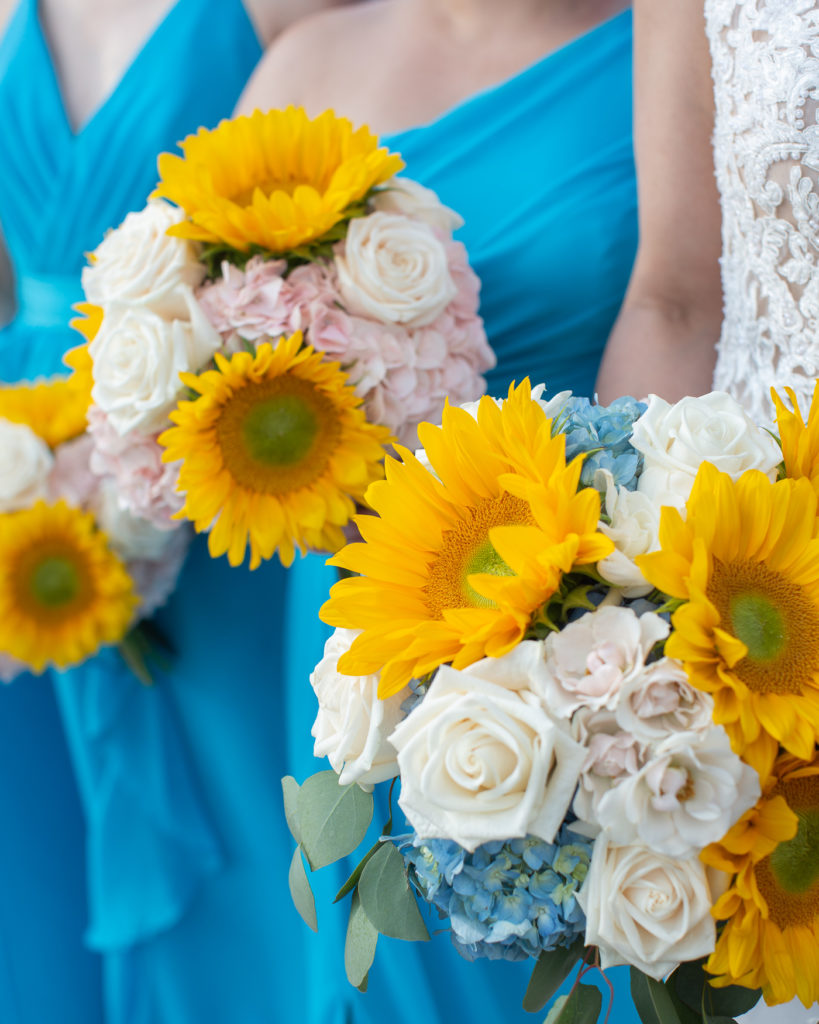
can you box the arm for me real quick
[0,228,14,329]
[595,0,722,403]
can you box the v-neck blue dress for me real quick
[0,2,260,1021]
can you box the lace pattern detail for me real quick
[707,0,819,421]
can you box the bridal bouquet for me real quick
[283,380,819,1022]
[78,107,492,569]
[0,353,187,680]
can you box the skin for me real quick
[0,0,350,328]
[595,0,722,403]
[237,0,629,134]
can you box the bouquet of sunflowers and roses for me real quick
[77,107,493,570]
[281,378,819,1023]
[0,350,188,680]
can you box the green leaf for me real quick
[672,960,761,1017]
[543,983,602,1024]
[288,847,317,932]
[523,940,583,1012]
[703,1017,737,1024]
[358,843,430,942]
[630,969,682,1024]
[344,890,378,988]
[281,776,303,846]
[334,839,384,903]
[297,771,373,870]
[666,985,702,1024]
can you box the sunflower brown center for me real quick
[755,775,819,928]
[707,558,819,694]
[422,492,534,618]
[13,542,91,621]
[216,375,341,495]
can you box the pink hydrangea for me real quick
[196,257,295,350]
[48,434,100,507]
[129,525,191,618]
[87,407,182,529]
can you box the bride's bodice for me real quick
[706,0,819,421]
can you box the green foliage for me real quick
[281,776,303,846]
[344,891,378,988]
[630,969,683,1024]
[297,771,374,870]
[672,959,761,1018]
[334,838,385,903]
[288,847,317,933]
[542,984,602,1024]
[358,843,430,942]
[523,940,584,1013]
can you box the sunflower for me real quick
[153,107,404,254]
[159,333,391,569]
[321,381,613,697]
[0,501,136,672]
[637,462,819,777]
[0,353,92,449]
[69,302,103,344]
[702,753,819,1006]
[772,381,819,493]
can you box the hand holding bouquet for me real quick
[81,108,493,568]
[285,380,819,1022]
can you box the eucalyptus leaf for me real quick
[630,969,682,1024]
[335,839,384,903]
[281,776,302,846]
[543,983,602,1024]
[666,986,702,1024]
[703,1017,737,1024]
[288,847,317,932]
[358,843,429,942]
[297,771,373,870]
[673,959,761,1017]
[523,940,583,1012]
[344,891,378,988]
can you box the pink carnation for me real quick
[87,407,182,529]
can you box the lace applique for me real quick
[706,0,819,421]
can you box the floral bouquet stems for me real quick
[284,380,819,1023]
[79,107,493,569]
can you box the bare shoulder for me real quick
[236,1,391,115]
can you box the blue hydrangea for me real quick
[400,826,592,963]
[555,396,646,491]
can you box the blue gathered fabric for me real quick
[0,1,260,1020]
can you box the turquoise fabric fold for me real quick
[0,1,261,1019]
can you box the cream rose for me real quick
[89,289,221,435]
[631,393,782,508]
[83,200,205,319]
[616,659,715,743]
[0,419,53,511]
[536,607,670,719]
[372,177,464,234]
[336,212,457,327]
[594,726,760,857]
[94,481,175,562]
[390,653,586,851]
[310,628,406,789]
[595,469,660,595]
[579,839,719,979]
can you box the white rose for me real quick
[94,481,176,562]
[572,713,647,836]
[89,288,221,436]
[372,177,464,235]
[579,839,719,979]
[310,628,406,790]
[632,393,782,508]
[0,419,53,511]
[336,212,457,327]
[595,469,660,596]
[390,652,586,851]
[616,659,715,743]
[83,200,205,319]
[595,726,760,857]
[536,607,670,719]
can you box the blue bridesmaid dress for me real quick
[0,1,260,1020]
[284,10,643,1024]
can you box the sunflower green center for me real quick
[707,558,819,694]
[216,375,341,495]
[242,395,318,467]
[30,556,81,608]
[423,492,534,618]
[755,775,819,928]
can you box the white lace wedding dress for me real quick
[705,3,819,1022]
[708,0,819,424]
